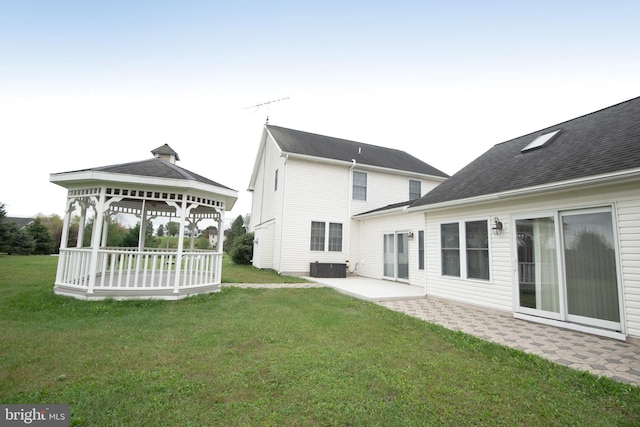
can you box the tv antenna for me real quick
[243,96,290,123]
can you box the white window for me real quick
[418,230,425,270]
[353,171,367,201]
[310,221,343,252]
[409,180,421,200]
[310,221,325,251]
[440,220,490,280]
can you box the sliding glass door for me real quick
[561,209,620,329]
[516,216,561,318]
[383,232,409,281]
[514,207,621,331]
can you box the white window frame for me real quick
[352,171,367,201]
[439,218,492,282]
[310,221,343,252]
[511,205,624,338]
[418,230,425,270]
[409,179,421,200]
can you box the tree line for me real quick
[0,203,253,264]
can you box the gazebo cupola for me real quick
[49,145,238,300]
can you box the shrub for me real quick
[230,232,254,265]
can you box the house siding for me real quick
[279,159,350,274]
[618,196,640,338]
[425,207,513,312]
[356,211,426,286]
[351,173,439,216]
[250,134,284,270]
[423,180,640,339]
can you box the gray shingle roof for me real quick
[61,158,234,190]
[412,96,640,207]
[266,125,449,178]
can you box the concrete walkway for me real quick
[224,278,640,386]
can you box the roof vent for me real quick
[521,129,561,153]
[358,147,362,154]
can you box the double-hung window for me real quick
[440,220,490,280]
[441,223,460,276]
[409,180,421,200]
[310,221,343,252]
[353,171,367,201]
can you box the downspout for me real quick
[278,154,288,274]
[347,159,356,273]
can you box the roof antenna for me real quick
[243,97,290,124]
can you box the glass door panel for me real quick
[562,210,620,325]
[516,217,560,315]
[383,234,394,278]
[397,232,409,280]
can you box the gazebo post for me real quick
[217,209,224,283]
[55,198,75,285]
[87,188,107,295]
[173,197,188,294]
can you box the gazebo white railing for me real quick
[55,247,223,300]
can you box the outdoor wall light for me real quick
[408,231,415,240]
[492,218,503,235]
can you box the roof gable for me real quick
[412,96,640,207]
[265,125,448,178]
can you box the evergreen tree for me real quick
[27,218,54,254]
[230,232,254,265]
[5,223,36,255]
[224,215,245,253]
[157,224,165,237]
[0,203,9,253]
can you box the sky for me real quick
[1,0,639,225]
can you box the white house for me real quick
[406,96,640,341]
[247,125,449,277]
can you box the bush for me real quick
[230,232,254,265]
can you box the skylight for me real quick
[521,129,561,152]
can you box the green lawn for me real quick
[1,255,639,426]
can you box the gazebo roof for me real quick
[50,153,238,211]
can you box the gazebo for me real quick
[49,144,238,300]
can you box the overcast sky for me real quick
[1,1,639,223]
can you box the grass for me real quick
[1,255,639,426]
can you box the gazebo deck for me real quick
[54,247,222,300]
